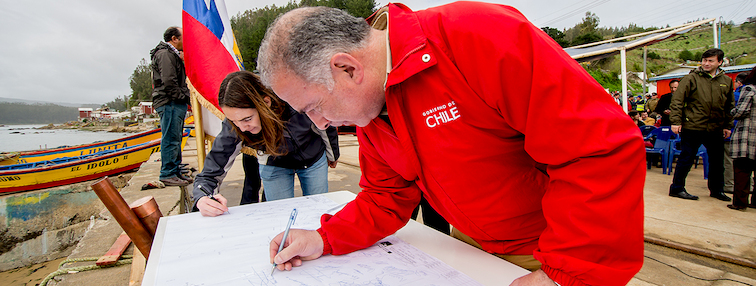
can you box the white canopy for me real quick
[562,18,718,112]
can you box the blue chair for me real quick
[667,140,709,179]
[645,127,677,174]
[640,125,657,138]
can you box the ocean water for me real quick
[0,125,132,153]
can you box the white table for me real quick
[143,191,529,285]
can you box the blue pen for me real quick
[271,208,298,275]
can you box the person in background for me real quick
[193,71,339,216]
[734,72,748,100]
[150,26,192,186]
[613,91,622,105]
[635,95,645,112]
[629,111,645,127]
[641,111,655,126]
[728,67,756,210]
[668,48,734,201]
[240,153,263,204]
[654,79,679,127]
[257,4,644,285]
[628,91,636,111]
[726,72,752,194]
[647,93,659,113]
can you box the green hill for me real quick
[587,23,756,93]
[0,102,77,124]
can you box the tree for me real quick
[105,95,129,112]
[579,12,600,35]
[129,58,152,106]
[572,33,603,46]
[647,51,661,60]
[678,50,693,61]
[231,0,378,71]
[563,11,602,46]
[541,27,569,47]
[231,3,299,71]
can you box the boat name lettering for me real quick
[79,142,129,156]
[0,176,21,182]
[86,158,120,170]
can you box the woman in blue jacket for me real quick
[193,71,339,216]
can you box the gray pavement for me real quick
[53,134,756,285]
[215,134,756,285]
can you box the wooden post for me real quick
[130,196,163,236]
[91,177,153,259]
[188,81,207,172]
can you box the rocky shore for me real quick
[36,121,155,133]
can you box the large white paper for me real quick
[150,195,483,285]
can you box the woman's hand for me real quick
[197,194,229,217]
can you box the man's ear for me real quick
[330,53,363,85]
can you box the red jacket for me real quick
[317,3,645,286]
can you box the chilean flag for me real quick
[182,0,243,112]
[182,0,243,136]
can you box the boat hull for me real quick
[0,140,161,193]
[0,128,162,165]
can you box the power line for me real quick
[729,0,756,22]
[541,0,611,27]
[605,1,680,28]
[725,0,751,20]
[604,0,731,29]
[623,0,722,27]
[533,0,596,23]
[544,0,610,27]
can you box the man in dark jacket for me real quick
[150,26,191,186]
[669,48,734,201]
[654,79,679,126]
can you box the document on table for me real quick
[148,195,483,285]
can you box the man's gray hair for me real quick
[257,6,371,90]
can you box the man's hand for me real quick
[664,109,671,115]
[671,125,682,134]
[510,270,557,286]
[724,129,732,139]
[328,160,338,168]
[196,194,228,217]
[270,229,325,271]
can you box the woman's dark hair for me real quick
[742,66,756,86]
[218,71,286,156]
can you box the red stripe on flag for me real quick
[182,10,240,111]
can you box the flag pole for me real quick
[187,79,207,172]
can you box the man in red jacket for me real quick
[257,3,645,286]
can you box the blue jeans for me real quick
[156,102,187,180]
[259,151,328,201]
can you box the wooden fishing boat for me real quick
[0,140,162,193]
[0,128,162,165]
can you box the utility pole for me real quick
[643,46,647,96]
[713,18,719,48]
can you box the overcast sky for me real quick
[0,0,753,105]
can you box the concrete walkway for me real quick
[225,135,756,284]
[643,166,756,263]
[53,139,198,285]
[52,134,756,285]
